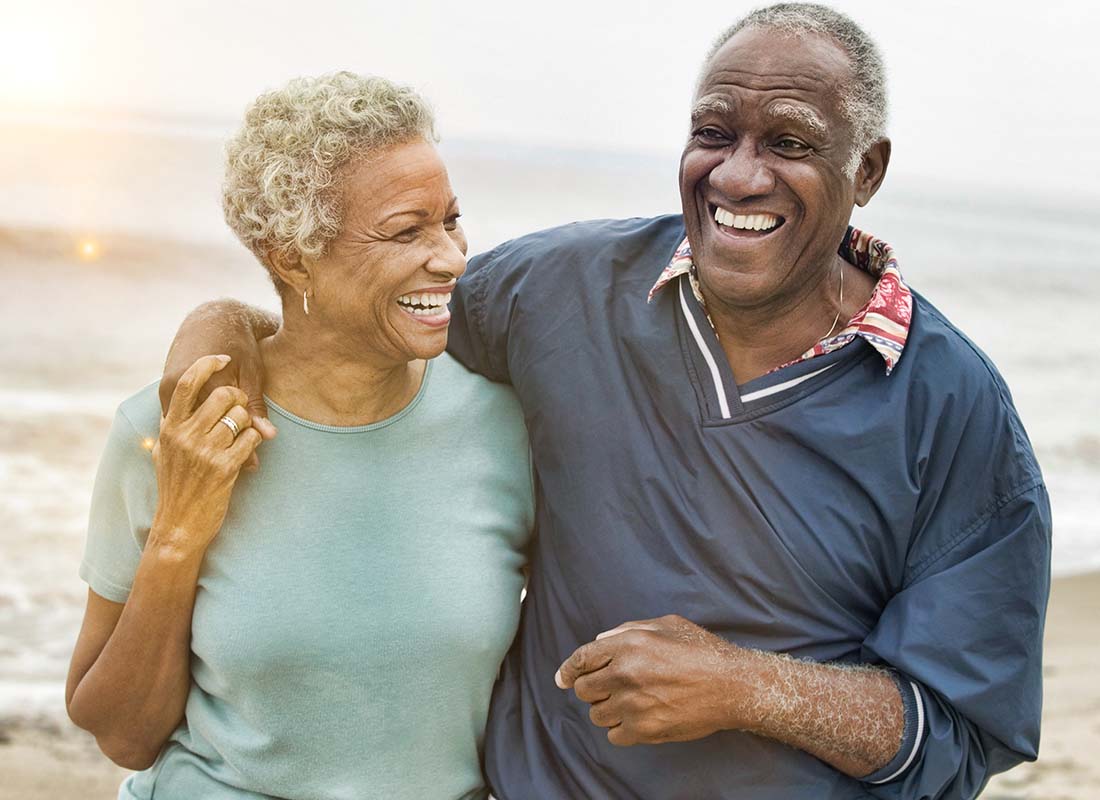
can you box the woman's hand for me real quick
[152,354,264,554]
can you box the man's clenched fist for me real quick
[555,614,748,746]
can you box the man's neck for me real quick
[706,257,875,384]
[260,326,426,427]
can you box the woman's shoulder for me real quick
[113,381,163,441]
[428,352,523,416]
[94,381,160,485]
[423,354,528,456]
[423,354,532,510]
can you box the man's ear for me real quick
[854,137,891,207]
[267,249,312,296]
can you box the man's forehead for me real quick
[699,65,834,96]
[699,26,852,97]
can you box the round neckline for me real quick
[263,359,433,434]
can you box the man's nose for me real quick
[709,141,776,200]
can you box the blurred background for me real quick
[1,0,1097,797]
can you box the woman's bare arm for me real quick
[67,356,263,769]
[66,547,205,769]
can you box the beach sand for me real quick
[0,571,1096,799]
[983,571,1100,799]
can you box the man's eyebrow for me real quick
[767,103,827,135]
[690,96,734,123]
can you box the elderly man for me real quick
[161,3,1050,798]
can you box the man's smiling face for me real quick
[679,26,869,312]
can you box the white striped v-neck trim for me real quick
[679,277,731,419]
[675,273,866,420]
[740,363,838,404]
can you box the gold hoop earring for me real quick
[303,289,310,316]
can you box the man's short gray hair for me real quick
[223,71,436,290]
[701,3,887,178]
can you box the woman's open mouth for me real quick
[396,291,452,327]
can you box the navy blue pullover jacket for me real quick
[446,215,1051,800]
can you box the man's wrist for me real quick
[717,646,773,733]
[679,640,764,734]
[860,673,923,784]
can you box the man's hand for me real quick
[555,614,742,746]
[159,301,280,466]
[556,614,904,778]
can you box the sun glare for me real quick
[77,239,102,261]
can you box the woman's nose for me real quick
[429,230,467,280]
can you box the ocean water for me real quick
[1,116,1098,726]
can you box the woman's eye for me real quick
[444,213,462,232]
[392,227,419,242]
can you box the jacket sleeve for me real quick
[858,338,1053,799]
[445,247,517,385]
[861,480,1051,799]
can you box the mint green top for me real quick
[80,354,534,800]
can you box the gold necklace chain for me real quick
[821,265,845,341]
[699,263,845,345]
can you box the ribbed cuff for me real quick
[862,673,926,784]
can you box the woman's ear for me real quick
[267,250,312,296]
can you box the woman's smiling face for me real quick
[306,139,467,365]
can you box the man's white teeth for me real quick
[397,291,451,315]
[713,207,780,231]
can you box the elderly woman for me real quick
[65,73,533,799]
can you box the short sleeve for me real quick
[80,403,159,602]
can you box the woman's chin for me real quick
[418,338,448,361]
[401,330,449,363]
[390,308,451,359]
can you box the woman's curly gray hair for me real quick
[222,71,436,290]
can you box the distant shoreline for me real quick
[3,113,1100,219]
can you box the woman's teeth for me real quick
[714,207,781,231]
[397,292,451,316]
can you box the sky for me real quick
[2,0,1098,200]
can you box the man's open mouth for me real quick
[711,205,785,237]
